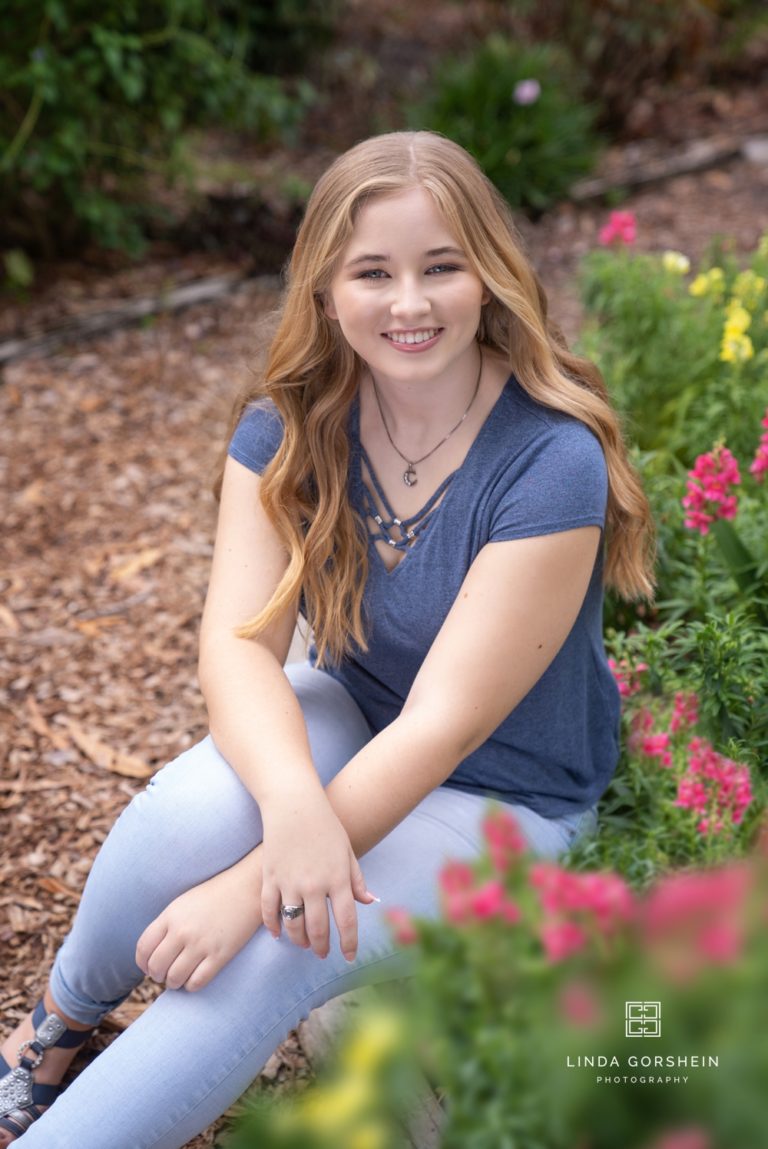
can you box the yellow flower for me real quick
[689,266,724,298]
[341,1011,405,1075]
[720,333,754,363]
[662,250,690,275]
[345,1120,390,1149]
[723,299,752,336]
[732,270,766,310]
[300,1074,374,1132]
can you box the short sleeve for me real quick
[227,400,284,475]
[489,421,608,542]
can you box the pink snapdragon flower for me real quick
[482,808,528,873]
[607,656,648,698]
[598,210,636,246]
[384,907,418,945]
[682,445,741,535]
[749,409,768,481]
[670,691,699,733]
[642,864,751,978]
[531,864,634,961]
[674,737,753,834]
[559,979,602,1028]
[638,731,673,768]
[648,1127,713,1149]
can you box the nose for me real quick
[389,275,431,320]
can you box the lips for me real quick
[383,328,442,346]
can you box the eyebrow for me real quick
[345,246,466,268]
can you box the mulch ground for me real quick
[2,81,768,1147]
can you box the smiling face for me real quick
[325,186,489,389]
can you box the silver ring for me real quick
[280,903,305,921]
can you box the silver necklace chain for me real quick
[371,347,483,487]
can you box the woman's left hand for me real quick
[135,849,264,992]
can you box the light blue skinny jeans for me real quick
[22,664,597,1149]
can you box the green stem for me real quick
[1,84,44,172]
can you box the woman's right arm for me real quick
[197,453,315,801]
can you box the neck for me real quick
[367,343,483,438]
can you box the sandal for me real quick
[0,1001,95,1139]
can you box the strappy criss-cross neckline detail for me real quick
[358,442,457,554]
[349,373,514,573]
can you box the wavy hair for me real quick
[218,132,655,665]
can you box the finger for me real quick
[260,880,284,939]
[164,947,205,991]
[135,916,168,974]
[303,892,331,958]
[280,893,311,949]
[185,957,217,994]
[330,886,359,962]
[145,932,186,984]
[349,855,379,904]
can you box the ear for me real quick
[322,292,338,321]
[481,285,492,306]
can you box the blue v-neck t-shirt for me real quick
[227,375,621,817]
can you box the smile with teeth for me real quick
[384,328,441,345]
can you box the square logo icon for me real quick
[625,1001,661,1037]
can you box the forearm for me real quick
[199,636,325,805]
[324,707,466,858]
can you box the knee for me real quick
[113,736,261,867]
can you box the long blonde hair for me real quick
[219,131,655,665]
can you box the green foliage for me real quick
[0,1,325,258]
[580,247,768,460]
[408,36,600,214]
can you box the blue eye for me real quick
[426,263,460,274]
[357,268,388,279]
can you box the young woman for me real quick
[0,131,654,1148]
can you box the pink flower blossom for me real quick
[682,445,741,535]
[648,1127,713,1149]
[438,860,475,895]
[513,78,541,106]
[468,879,521,924]
[559,980,602,1028]
[670,691,699,734]
[675,737,753,833]
[639,731,673,768]
[541,920,587,961]
[384,907,418,945]
[607,656,648,699]
[482,808,528,872]
[749,409,768,481]
[642,864,751,979]
[598,210,636,246]
[531,864,634,961]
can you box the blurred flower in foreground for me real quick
[598,209,636,246]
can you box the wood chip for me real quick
[62,719,154,778]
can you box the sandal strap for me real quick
[31,1001,95,1049]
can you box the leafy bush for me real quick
[0,1,328,257]
[407,36,600,214]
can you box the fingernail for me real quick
[344,951,356,963]
[366,891,381,902]
[272,933,281,941]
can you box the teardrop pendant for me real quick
[403,465,418,487]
